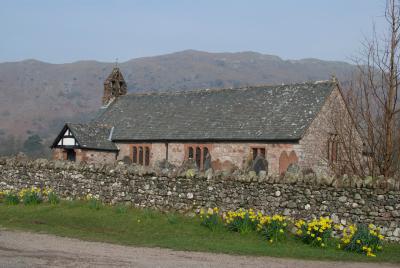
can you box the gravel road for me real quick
[0,230,398,268]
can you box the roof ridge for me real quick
[123,80,334,98]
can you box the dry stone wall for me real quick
[0,158,399,241]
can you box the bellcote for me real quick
[102,67,127,106]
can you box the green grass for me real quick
[0,201,399,263]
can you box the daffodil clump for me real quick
[19,187,43,205]
[338,223,383,257]
[224,208,259,234]
[257,214,288,243]
[295,217,333,248]
[0,189,20,205]
[0,187,59,205]
[200,207,220,231]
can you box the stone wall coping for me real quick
[1,157,399,191]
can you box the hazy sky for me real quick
[0,0,387,63]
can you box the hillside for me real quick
[0,50,355,156]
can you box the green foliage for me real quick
[18,187,44,205]
[88,198,102,210]
[0,203,399,263]
[167,213,178,225]
[224,208,259,234]
[257,215,288,243]
[115,204,128,214]
[22,134,45,157]
[340,224,383,257]
[85,194,102,210]
[295,217,333,248]
[47,191,60,205]
[3,191,20,205]
[200,208,220,231]
[22,190,43,205]
[143,208,157,219]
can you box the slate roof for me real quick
[53,123,118,151]
[93,80,336,141]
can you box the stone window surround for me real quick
[327,134,339,163]
[184,144,212,171]
[130,144,151,166]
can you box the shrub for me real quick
[200,207,220,231]
[257,214,288,243]
[224,208,259,234]
[295,217,333,248]
[19,187,43,205]
[339,223,383,257]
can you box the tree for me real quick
[346,0,400,177]
[22,134,45,157]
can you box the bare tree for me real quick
[345,0,400,177]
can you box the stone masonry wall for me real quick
[114,142,301,175]
[1,158,399,241]
[299,86,362,172]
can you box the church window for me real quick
[145,147,150,166]
[251,147,266,160]
[132,147,137,163]
[188,147,194,159]
[195,147,201,168]
[138,146,143,165]
[131,144,151,166]
[185,144,211,171]
[328,134,339,163]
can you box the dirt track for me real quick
[0,230,398,268]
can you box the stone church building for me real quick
[51,67,352,175]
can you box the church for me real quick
[51,67,353,175]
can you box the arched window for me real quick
[185,145,212,171]
[327,134,340,163]
[203,147,209,160]
[252,147,266,160]
[188,147,194,159]
[132,145,151,166]
[138,146,143,165]
[145,147,150,166]
[132,147,137,164]
[195,147,201,168]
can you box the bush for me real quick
[339,223,383,257]
[224,208,259,234]
[295,217,333,248]
[200,207,220,231]
[257,214,288,243]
